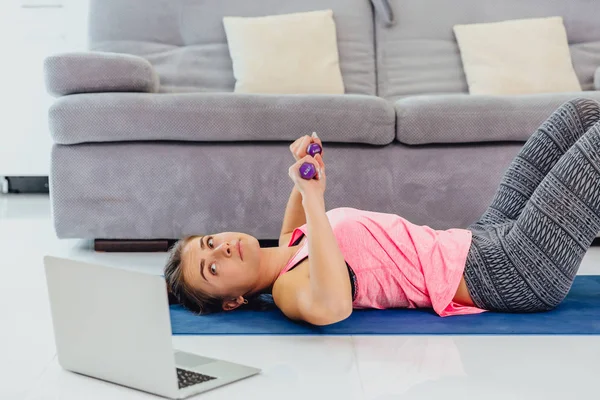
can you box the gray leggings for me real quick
[463,98,600,312]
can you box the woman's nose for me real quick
[216,242,231,257]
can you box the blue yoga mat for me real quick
[170,275,600,335]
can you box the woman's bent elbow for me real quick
[332,304,353,324]
[309,302,353,326]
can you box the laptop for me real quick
[43,256,260,399]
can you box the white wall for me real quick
[0,0,89,176]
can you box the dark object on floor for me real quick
[5,176,49,193]
[170,276,600,335]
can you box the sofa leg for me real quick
[94,238,281,252]
[94,239,175,252]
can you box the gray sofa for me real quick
[44,0,600,245]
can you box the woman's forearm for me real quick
[279,186,306,238]
[303,195,353,315]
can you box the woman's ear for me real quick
[222,296,246,311]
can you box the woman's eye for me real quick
[208,237,214,248]
[210,263,217,275]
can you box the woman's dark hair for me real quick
[164,235,275,314]
[164,236,222,314]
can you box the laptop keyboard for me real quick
[176,368,217,389]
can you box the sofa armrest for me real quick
[595,67,600,90]
[44,52,160,97]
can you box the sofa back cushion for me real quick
[376,0,600,99]
[88,0,376,95]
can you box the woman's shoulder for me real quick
[271,260,311,320]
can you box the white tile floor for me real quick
[2,194,600,400]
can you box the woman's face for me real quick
[181,232,261,301]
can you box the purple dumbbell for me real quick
[306,143,322,157]
[299,163,318,180]
[300,143,322,180]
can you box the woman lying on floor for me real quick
[164,98,600,326]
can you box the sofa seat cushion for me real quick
[395,92,600,145]
[49,93,395,145]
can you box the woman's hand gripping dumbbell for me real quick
[288,132,326,199]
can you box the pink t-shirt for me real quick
[279,207,486,317]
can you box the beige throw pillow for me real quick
[223,10,345,94]
[453,17,581,95]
